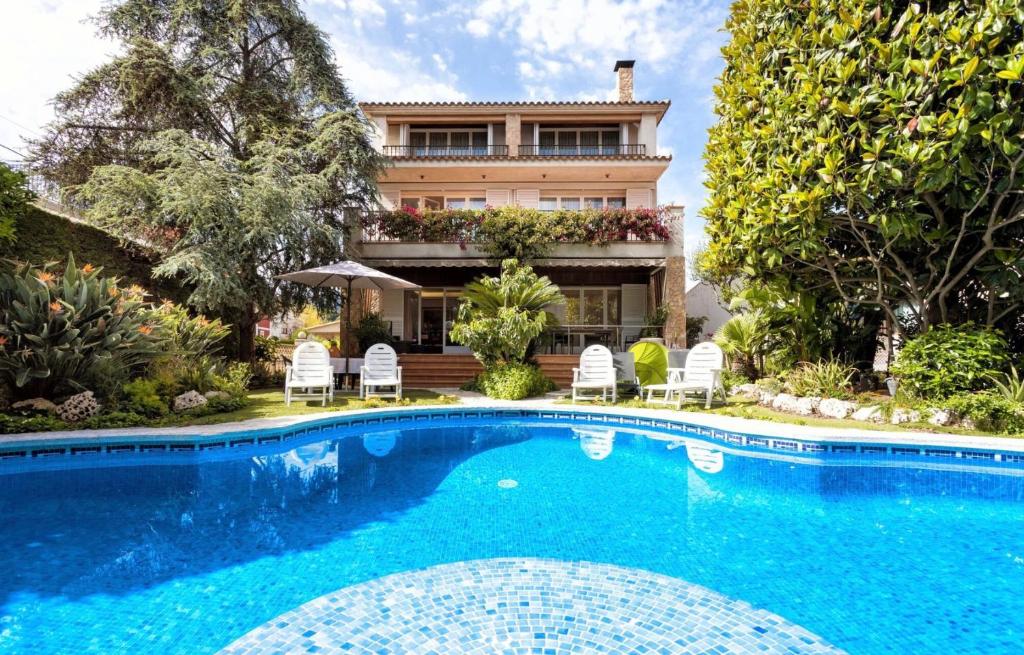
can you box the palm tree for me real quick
[714,312,767,380]
[450,259,564,366]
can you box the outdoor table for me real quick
[330,357,364,389]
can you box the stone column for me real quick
[663,256,687,349]
[505,113,521,157]
[663,205,686,348]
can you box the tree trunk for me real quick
[237,303,257,364]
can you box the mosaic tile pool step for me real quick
[219,558,843,655]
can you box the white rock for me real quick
[57,391,99,423]
[818,398,858,420]
[926,408,954,427]
[758,390,778,406]
[732,384,760,398]
[890,408,921,425]
[793,396,821,416]
[851,405,883,422]
[173,390,209,412]
[771,393,801,413]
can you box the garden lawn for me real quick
[181,388,457,426]
[556,394,1011,438]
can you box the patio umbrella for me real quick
[276,261,420,386]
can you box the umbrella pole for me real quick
[345,277,353,391]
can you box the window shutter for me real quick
[516,189,540,209]
[485,189,511,207]
[621,283,648,342]
[380,289,404,338]
[625,188,652,209]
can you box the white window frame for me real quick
[409,127,489,154]
[558,286,623,326]
[399,194,486,209]
[536,195,628,210]
[537,127,622,155]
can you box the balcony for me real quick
[518,144,647,157]
[383,145,509,158]
[355,207,675,264]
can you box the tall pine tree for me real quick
[31,0,385,361]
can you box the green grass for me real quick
[181,388,457,426]
[554,394,1008,437]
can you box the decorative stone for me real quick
[56,391,99,423]
[203,390,230,400]
[732,383,760,398]
[793,396,821,416]
[173,390,209,412]
[771,393,801,413]
[758,389,778,406]
[818,398,858,420]
[890,408,921,425]
[927,408,954,427]
[12,398,58,414]
[851,405,883,422]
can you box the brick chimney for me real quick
[614,60,635,102]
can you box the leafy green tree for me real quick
[450,259,564,368]
[703,1,1024,341]
[0,163,34,246]
[31,0,384,361]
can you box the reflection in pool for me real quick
[1,421,1022,654]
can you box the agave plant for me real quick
[990,365,1024,403]
[784,360,857,399]
[0,255,163,399]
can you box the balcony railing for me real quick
[518,144,647,157]
[358,207,673,245]
[383,145,509,158]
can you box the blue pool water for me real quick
[1,419,1023,654]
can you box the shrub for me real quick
[892,324,1009,399]
[0,162,33,245]
[477,363,556,400]
[212,362,253,398]
[990,365,1024,403]
[944,393,1024,436]
[0,255,163,400]
[449,259,563,368]
[719,369,748,393]
[121,379,168,417]
[784,361,857,399]
[354,313,394,352]
[0,413,67,434]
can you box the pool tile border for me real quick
[2,403,1024,471]
[6,405,1024,474]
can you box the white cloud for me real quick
[432,53,448,73]
[460,0,726,96]
[331,37,466,102]
[466,18,491,37]
[0,0,111,157]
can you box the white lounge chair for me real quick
[360,343,402,400]
[285,341,335,406]
[645,342,727,409]
[572,345,617,403]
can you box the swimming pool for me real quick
[1,413,1022,653]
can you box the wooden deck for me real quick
[399,354,577,388]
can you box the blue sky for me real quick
[0,0,732,253]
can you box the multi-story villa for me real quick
[353,61,684,381]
